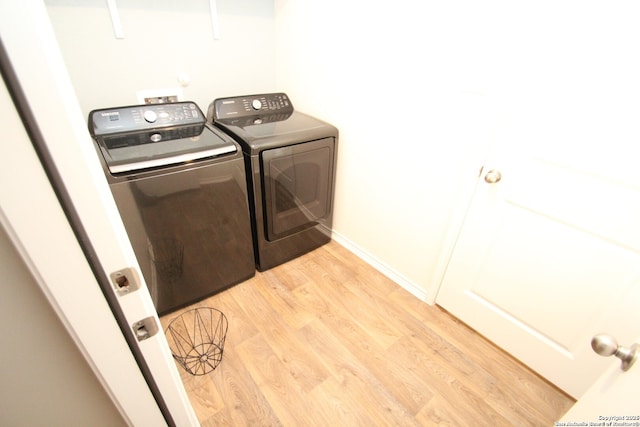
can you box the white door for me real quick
[1,2,198,425]
[0,69,168,427]
[561,334,640,421]
[434,3,640,399]
[436,142,640,398]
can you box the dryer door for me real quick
[261,137,335,241]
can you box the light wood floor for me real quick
[160,241,574,426]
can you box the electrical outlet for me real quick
[136,88,184,104]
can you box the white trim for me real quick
[106,0,125,39]
[332,230,429,303]
[428,172,484,304]
[209,0,221,39]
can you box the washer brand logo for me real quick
[100,111,120,122]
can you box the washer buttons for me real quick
[143,110,158,123]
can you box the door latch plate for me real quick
[110,267,141,296]
[132,317,159,342]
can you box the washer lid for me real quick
[97,125,237,174]
[209,93,338,154]
[89,102,237,173]
[214,111,338,153]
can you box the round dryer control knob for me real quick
[143,110,158,123]
[251,99,262,110]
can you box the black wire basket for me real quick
[164,307,228,376]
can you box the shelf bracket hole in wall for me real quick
[210,0,221,40]
[106,0,124,39]
[104,0,221,40]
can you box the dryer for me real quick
[208,93,338,271]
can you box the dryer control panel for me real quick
[209,93,294,121]
[90,102,205,136]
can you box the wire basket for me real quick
[164,307,228,376]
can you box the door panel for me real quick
[437,150,640,397]
[0,3,199,424]
[0,68,168,425]
[472,206,638,351]
[505,158,640,251]
[561,334,640,421]
[562,267,640,418]
[435,1,640,395]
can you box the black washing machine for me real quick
[89,101,255,315]
[208,93,338,271]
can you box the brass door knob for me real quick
[484,169,502,184]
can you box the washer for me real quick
[89,102,255,315]
[208,93,338,271]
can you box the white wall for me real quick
[0,224,126,426]
[274,1,495,299]
[44,0,504,301]
[45,0,276,117]
[274,0,640,302]
[45,0,474,301]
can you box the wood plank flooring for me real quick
[160,241,574,426]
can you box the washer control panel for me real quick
[90,102,205,136]
[209,93,294,121]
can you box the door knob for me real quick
[591,334,639,371]
[484,169,502,184]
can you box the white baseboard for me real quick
[331,230,432,304]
